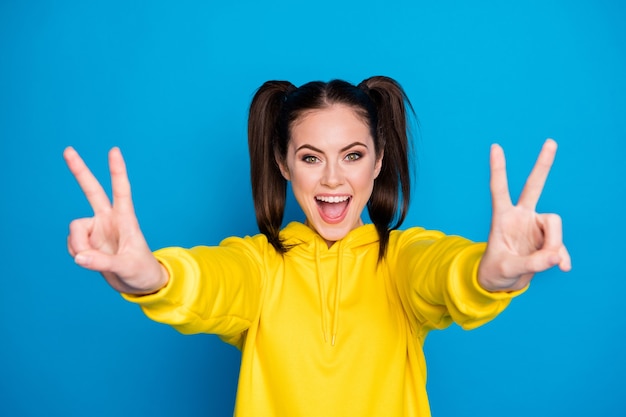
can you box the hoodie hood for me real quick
[280,221,380,251]
[279,222,380,345]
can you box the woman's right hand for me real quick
[64,147,168,295]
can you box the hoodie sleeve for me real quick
[121,235,267,341]
[389,228,527,335]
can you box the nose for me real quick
[321,160,344,188]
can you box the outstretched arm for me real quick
[64,147,168,295]
[478,139,571,292]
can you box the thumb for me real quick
[518,250,562,276]
[74,250,116,272]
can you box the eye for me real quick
[302,155,320,164]
[345,152,362,162]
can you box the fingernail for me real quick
[75,254,90,266]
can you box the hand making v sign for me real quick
[478,139,572,292]
[64,147,168,295]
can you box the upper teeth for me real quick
[316,195,350,203]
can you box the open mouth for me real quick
[315,195,351,224]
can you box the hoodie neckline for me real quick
[280,221,380,252]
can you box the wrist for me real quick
[139,263,170,295]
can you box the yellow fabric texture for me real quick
[123,222,525,417]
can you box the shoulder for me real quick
[388,227,447,250]
[385,226,477,266]
[218,231,280,265]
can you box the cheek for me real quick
[362,163,381,186]
[348,172,376,202]
[289,171,316,197]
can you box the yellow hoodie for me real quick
[123,222,524,416]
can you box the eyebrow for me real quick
[295,141,369,154]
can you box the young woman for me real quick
[64,76,571,416]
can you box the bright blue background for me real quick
[1,1,624,416]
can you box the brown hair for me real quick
[247,76,414,258]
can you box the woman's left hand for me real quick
[478,139,571,292]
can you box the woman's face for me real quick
[278,104,383,246]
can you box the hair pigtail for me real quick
[359,76,415,259]
[248,81,296,253]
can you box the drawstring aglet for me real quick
[331,334,336,346]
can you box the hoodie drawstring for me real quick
[315,244,330,343]
[331,240,343,346]
[315,239,344,347]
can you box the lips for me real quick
[315,195,351,224]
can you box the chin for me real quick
[311,220,359,245]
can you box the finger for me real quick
[108,148,135,215]
[538,212,572,272]
[489,143,513,210]
[558,245,572,272]
[537,213,563,252]
[67,236,76,258]
[518,139,557,209]
[68,217,95,256]
[64,147,112,214]
[537,213,572,272]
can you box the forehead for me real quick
[289,104,372,147]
